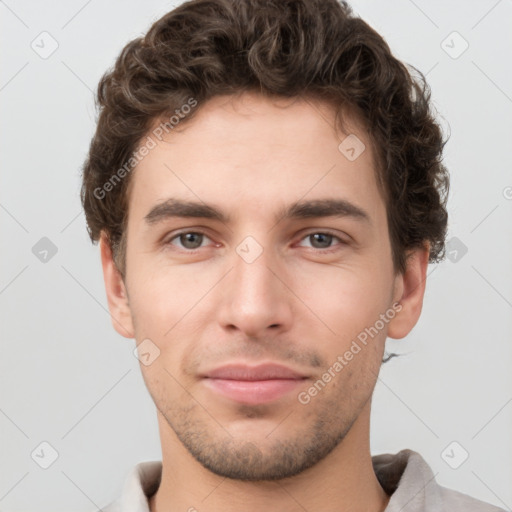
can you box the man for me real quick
[81,0,504,511]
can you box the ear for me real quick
[99,232,135,339]
[387,243,430,339]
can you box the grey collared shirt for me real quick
[102,449,505,512]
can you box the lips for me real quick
[203,363,306,381]
[201,363,308,405]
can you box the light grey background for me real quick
[1,0,511,511]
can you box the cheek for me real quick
[297,259,392,338]
[131,261,199,313]
[128,262,219,352]
[128,245,393,355]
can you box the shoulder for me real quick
[93,460,162,512]
[373,449,506,512]
[100,499,121,512]
[437,484,507,512]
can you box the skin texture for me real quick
[100,92,429,512]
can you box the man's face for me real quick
[115,93,406,480]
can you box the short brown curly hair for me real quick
[81,0,449,278]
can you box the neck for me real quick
[149,402,390,512]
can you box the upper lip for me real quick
[202,363,307,381]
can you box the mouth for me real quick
[201,363,309,405]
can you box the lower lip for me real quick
[203,378,305,405]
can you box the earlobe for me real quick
[99,232,135,339]
[387,243,430,340]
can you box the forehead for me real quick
[127,92,385,227]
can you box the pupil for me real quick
[312,233,331,248]
[182,233,202,249]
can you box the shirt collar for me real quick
[372,449,443,511]
[118,459,161,512]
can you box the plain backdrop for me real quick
[1,0,511,510]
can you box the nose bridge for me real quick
[218,235,292,335]
[234,240,276,299]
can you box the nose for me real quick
[216,241,293,338]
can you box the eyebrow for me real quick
[144,197,371,227]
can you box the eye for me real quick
[163,230,347,253]
[166,231,213,251]
[297,231,345,251]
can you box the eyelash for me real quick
[163,229,347,254]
